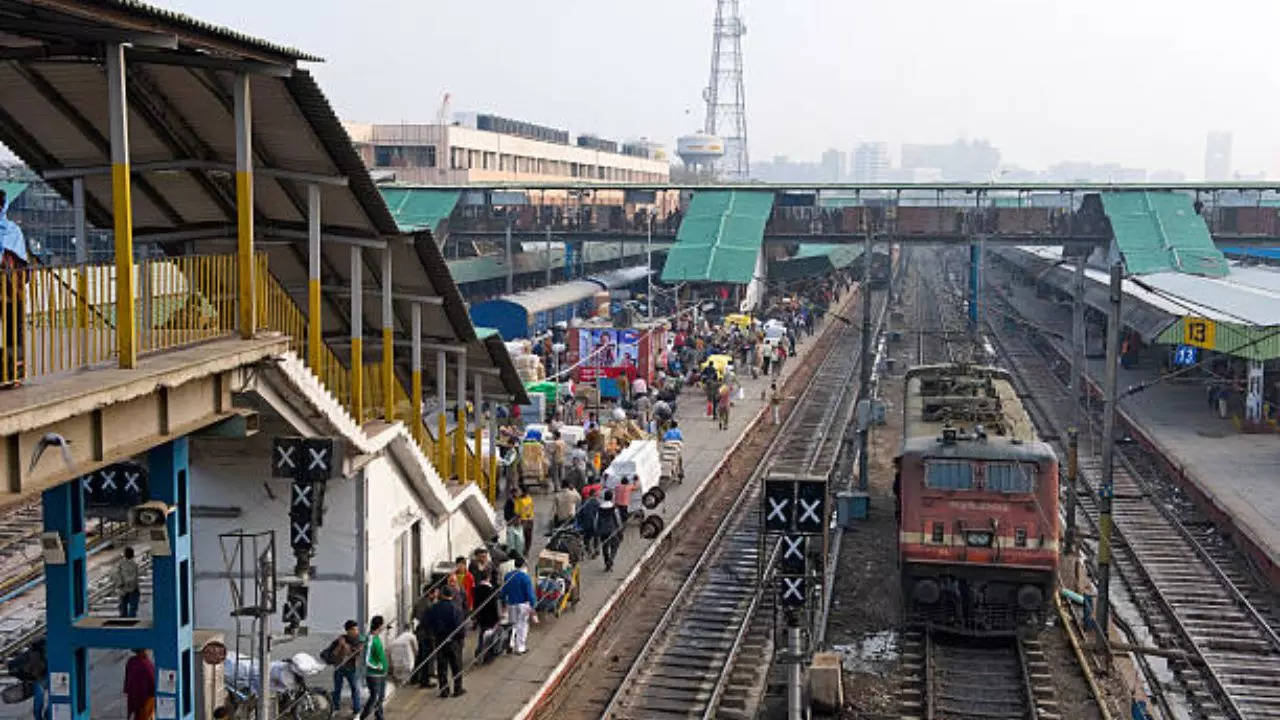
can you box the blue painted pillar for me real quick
[148,437,194,720]
[968,243,981,327]
[43,481,90,720]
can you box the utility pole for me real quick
[505,211,514,294]
[857,219,874,492]
[1095,260,1122,650]
[545,223,552,288]
[646,212,654,321]
[1066,252,1085,556]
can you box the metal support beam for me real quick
[411,305,423,446]
[382,247,395,421]
[436,350,448,477]
[42,481,88,719]
[968,241,982,328]
[147,439,195,720]
[505,214,514,295]
[473,373,484,497]
[105,43,137,368]
[307,184,322,371]
[72,178,86,263]
[233,73,255,339]
[42,159,348,186]
[545,224,553,287]
[455,351,467,482]
[350,246,364,424]
[1095,261,1122,649]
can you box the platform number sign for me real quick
[778,575,807,608]
[1173,344,1199,367]
[1183,317,1216,350]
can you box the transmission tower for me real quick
[703,0,749,180]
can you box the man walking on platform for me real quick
[426,587,466,698]
[501,556,537,654]
[358,615,388,720]
[113,547,141,618]
[594,490,625,572]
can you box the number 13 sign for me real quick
[1183,317,1216,349]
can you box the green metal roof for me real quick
[1,182,29,209]
[772,244,863,281]
[661,190,774,284]
[1101,191,1228,277]
[379,187,461,234]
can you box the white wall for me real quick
[188,409,491,654]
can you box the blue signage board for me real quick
[1173,344,1199,367]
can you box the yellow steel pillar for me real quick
[349,246,364,424]
[381,246,395,421]
[436,350,448,478]
[455,350,467,482]
[473,372,484,493]
[307,184,322,370]
[105,44,136,368]
[410,304,423,446]
[233,73,255,339]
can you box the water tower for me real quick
[677,132,725,175]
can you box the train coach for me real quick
[468,266,649,339]
[896,363,1059,634]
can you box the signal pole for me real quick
[1095,261,1122,651]
[857,220,873,492]
[1066,252,1085,555]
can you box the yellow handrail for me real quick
[255,261,492,492]
[1,253,238,384]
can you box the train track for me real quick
[899,626,1054,720]
[600,303,869,720]
[982,256,1280,720]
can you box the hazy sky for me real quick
[68,1,1280,177]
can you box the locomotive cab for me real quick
[897,364,1059,634]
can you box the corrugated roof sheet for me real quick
[661,190,773,284]
[71,0,320,61]
[1101,191,1229,277]
[0,182,28,207]
[772,244,863,281]
[380,187,461,234]
[588,266,650,289]
[1009,245,1280,331]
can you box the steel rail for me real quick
[600,297,865,719]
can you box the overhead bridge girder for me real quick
[0,336,288,512]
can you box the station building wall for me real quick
[187,408,492,655]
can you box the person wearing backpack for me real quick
[324,620,363,715]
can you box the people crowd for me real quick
[316,276,848,716]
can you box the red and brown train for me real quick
[896,364,1059,634]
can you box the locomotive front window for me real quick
[986,462,1035,493]
[925,461,974,490]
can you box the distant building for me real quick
[820,148,846,182]
[1148,169,1187,182]
[851,142,889,182]
[344,114,669,184]
[1,165,112,263]
[751,155,824,182]
[1204,131,1232,182]
[900,139,1000,181]
[1045,161,1146,183]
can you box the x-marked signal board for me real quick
[272,437,341,481]
[763,473,827,612]
[763,475,827,535]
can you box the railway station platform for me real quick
[986,259,1280,583]
[377,291,858,720]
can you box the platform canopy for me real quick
[0,0,525,400]
[1102,191,1229,277]
[771,243,862,282]
[380,187,461,235]
[661,190,774,284]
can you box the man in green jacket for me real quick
[358,615,388,720]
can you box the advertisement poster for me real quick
[577,328,639,381]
